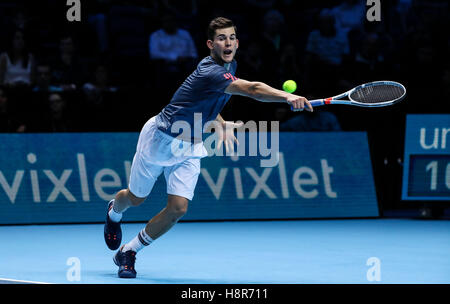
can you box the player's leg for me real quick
[119,195,189,252]
[147,157,201,239]
[110,162,164,278]
[104,189,146,250]
[143,194,188,240]
[116,158,201,278]
[119,194,187,255]
[109,115,162,218]
[121,158,200,251]
[104,148,164,250]
[111,188,146,214]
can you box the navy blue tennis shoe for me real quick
[104,200,122,250]
[113,246,137,278]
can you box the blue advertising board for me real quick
[0,132,378,224]
[402,114,450,201]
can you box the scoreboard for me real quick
[402,115,450,201]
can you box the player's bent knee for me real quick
[170,203,188,218]
[174,205,188,218]
[167,195,189,218]
[126,189,147,207]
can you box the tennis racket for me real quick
[291,81,406,111]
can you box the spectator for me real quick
[86,0,112,54]
[160,0,199,28]
[149,14,198,67]
[305,10,349,67]
[239,41,270,83]
[149,13,198,101]
[278,43,302,84]
[261,9,286,51]
[82,64,117,103]
[257,9,287,85]
[51,34,86,90]
[230,40,268,122]
[0,86,26,133]
[329,0,366,36]
[383,0,410,43]
[41,93,73,132]
[304,10,350,95]
[347,32,387,83]
[32,63,63,92]
[10,7,30,31]
[82,63,118,130]
[0,28,35,88]
[399,28,440,113]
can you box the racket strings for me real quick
[350,85,405,104]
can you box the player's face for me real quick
[208,27,239,63]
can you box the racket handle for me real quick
[291,99,324,111]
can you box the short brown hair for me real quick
[207,17,236,41]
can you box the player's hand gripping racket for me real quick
[291,81,406,111]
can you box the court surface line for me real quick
[0,277,52,284]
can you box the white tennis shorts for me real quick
[128,116,208,200]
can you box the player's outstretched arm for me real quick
[225,79,313,112]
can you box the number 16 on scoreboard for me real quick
[402,115,450,201]
[426,159,450,191]
[405,155,450,199]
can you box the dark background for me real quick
[0,0,449,218]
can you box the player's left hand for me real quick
[217,121,243,155]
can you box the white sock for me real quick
[122,228,153,253]
[108,200,122,222]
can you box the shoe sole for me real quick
[104,201,122,250]
[118,271,136,279]
[104,223,121,250]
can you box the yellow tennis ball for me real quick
[282,80,297,93]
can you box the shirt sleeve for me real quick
[206,64,238,93]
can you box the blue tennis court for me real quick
[0,0,449,290]
[1,218,449,284]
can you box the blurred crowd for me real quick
[1,0,449,132]
[0,0,449,207]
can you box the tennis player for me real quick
[104,17,312,278]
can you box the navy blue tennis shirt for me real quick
[156,56,237,140]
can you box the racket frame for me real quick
[292,80,406,111]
